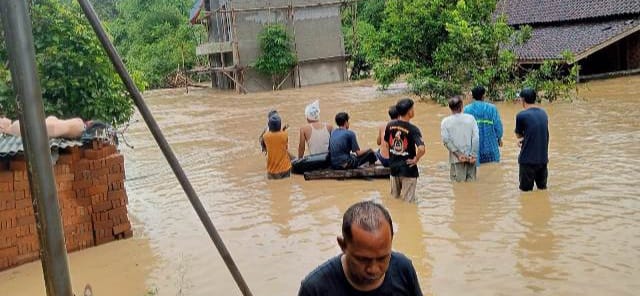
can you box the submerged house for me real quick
[193,0,347,92]
[497,0,640,78]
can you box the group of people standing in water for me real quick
[441,85,549,192]
[261,85,549,197]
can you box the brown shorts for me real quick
[390,176,417,203]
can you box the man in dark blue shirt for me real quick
[328,112,377,169]
[515,87,549,191]
[298,201,423,296]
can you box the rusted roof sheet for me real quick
[496,0,640,25]
[0,135,83,158]
[510,17,640,63]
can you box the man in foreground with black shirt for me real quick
[298,201,423,295]
[382,99,426,203]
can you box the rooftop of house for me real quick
[497,0,640,63]
[512,17,640,63]
[496,0,640,25]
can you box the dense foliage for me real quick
[90,0,119,21]
[341,0,385,80]
[109,0,203,88]
[349,0,578,103]
[253,24,297,90]
[0,0,134,125]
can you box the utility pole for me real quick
[0,1,74,296]
[76,0,253,295]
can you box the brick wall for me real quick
[627,31,640,69]
[0,141,132,271]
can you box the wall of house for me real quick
[231,0,346,92]
[580,43,623,75]
[626,31,640,69]
[0,142,131,271]
[580,30,640,75]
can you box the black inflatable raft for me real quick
[291,152,330,174]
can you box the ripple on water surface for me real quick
[121,78,640,295]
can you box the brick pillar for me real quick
[0,141,132,272]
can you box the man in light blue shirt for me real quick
[441,96,479,182]
[464,86,503,164]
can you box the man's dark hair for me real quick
[335,112,350,127]
[388,106,399,120]
[396,98,414,116]
[268,114,282,132]
[342,200,394,243]
[448,96,463,111]
[520,87,537,104]
[471,86,485,101]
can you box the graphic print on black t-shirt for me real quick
[384,120,424,178]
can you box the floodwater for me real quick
[1,76,639,295]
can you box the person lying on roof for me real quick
[0,115,104,139]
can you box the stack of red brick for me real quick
[0,141,132,271]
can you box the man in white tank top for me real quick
[298,100,333,158]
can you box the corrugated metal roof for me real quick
[497,0,640,26]
[0,135,84,158]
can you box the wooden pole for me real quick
[76,1,254,295]
[289,0,302,88]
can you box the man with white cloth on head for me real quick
[298,100,333,158]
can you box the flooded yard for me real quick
[1,76,639,295]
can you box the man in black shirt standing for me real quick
[381,99,426,203]
[515,87,549,191]
[298,201,423,296]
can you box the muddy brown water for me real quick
[1,77,639,295]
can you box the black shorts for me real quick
[519,163,548,191]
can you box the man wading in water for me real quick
[382,99,425,203]
[515,87,549,191]
[298,201,422,295]
[441,96,479,182]
[464,86,504,164]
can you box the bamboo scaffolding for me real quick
[216,0,359,13]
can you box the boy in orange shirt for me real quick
[263,114,292,179]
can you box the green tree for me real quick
[362,0,577,103]
[253,24,297,90]
[0,0,135,125]
[89,0,119,21]
[109,0,202,88]
[342,0,388,80]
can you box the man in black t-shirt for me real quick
[515,88,549,191]
[298,201,423,296]
[381,99,425,203]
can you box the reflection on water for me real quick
[118,77,640,295]
[516,192,560,292]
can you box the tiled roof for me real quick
[0,135,83,158]
[496,0,640,25]
[509,17,640,62]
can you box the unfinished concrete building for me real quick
[195,0,348,92]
